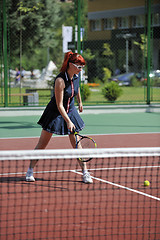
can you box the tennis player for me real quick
[26,51,93,184]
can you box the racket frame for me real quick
[74,132,97,162]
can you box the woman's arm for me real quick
[55,77,75,132]
[76,87,83,112]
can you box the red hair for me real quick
[60,51,85,72]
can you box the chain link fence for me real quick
[82,0,160,104]
[1,0,63,107]
[0,0,160,107]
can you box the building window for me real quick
[152,13,160,26]
[90,19,101,31]
[104,18,114,30]
[132,15,144,28]
[117,17,129,29]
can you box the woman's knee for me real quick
[35,129,52,149]
[69,133,76,148]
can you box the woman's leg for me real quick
[29,129,53,169]
[69,133,87,172]
[26,129,53,181]
[69,133,92,183]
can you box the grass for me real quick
[0,87,51,107]
[84,85,160,105]
[0,85,160,107]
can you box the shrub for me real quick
[81,84,91,101]
[102,81,123,102]
[92,77,101,84]
[130,77,143,87]
[152,77,160,87]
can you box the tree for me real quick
[7,0,62,69]
[133,34,147,58]
[102,43,114,82]
[133,34,147,70]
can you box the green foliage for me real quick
[102,81,123,102]
[151,77,160,87]
[103,67,112,83]
[81,84,91,101]
[59,1,74,26]
[7,0,66,70]
[133,34,147,70]
[82,49,95,77]
[103,43,114,76]
[17,2,44,13]
[130,77,143,87]
[82,49,95,61]
[92,77,101,84]
[133,34,147,58]
[85,42,114,83]
[103,43,114,57]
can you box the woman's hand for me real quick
[76,88,83,113]
[78,102,83,112]
[67,120,75,133]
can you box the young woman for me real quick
[26,51,93,183]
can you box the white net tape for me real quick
[0,147,160,160]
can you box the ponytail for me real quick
[60,51,74,72]
[60,51,85,72]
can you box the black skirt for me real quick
[38,105,85,135]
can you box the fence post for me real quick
[3,0,8,107]
[146,0,151,105]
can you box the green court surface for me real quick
[0,112,160,138]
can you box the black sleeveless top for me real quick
[37,71,85,135]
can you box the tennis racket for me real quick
[74,131,97,162]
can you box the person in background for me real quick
[30,69,34,79]
[21,67,25,79]
[26,51,93,184]
[15,67,20,85]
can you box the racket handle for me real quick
[71,129,77,134]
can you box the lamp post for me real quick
[122,33,132,73]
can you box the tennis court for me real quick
[0,109,160,239]
[0,108,160,148]
[0,148,160,240]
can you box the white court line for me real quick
[88,132,160,136]
[0,135,68,140]
[88,165,160,171]
[71,169,160,202]
[1,166,160,202]
[0,169,70,176]
[0,132,160,140]
[1,165,159,176]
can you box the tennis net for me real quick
[0,147,160,240]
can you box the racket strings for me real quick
[77,138,96,162]
[78,138,96,149]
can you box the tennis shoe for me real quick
[82,171,93,184]
[26,170,35,182]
